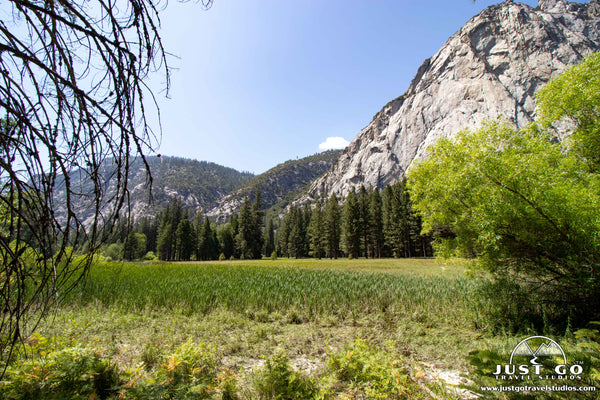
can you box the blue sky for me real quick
[153,0,542,174]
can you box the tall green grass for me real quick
[64,260,479,325]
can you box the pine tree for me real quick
[175,211,195,261]
[195,212,205,260]
[198,216,218,260]
[309,202,326,259]
[209,226,219,260]
[382,181,431,258]
[250,188,265,259]
[369,188,384,258]
[169,198,184,232]
[123,231,140,261]
[277,213,291,258]
[235,197,253,259]
[325,194,341,259]
[402,189,431,257]
[358,185,370,257]
[397,180,416,258]
[342,189,361,259]
[156,198,185,260]
[264,219,276,257]
[382,184,403,257]
[157,222,174,261]
[287,207,301,258]
[136,217,158,254]
[111,218,129,244]
[230,213,240,259]
[300,204,311,257]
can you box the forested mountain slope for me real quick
[207,150,342,221]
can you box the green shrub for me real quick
[159,339,217,386]
[216,368,240,400]
[140,344,161,371]
[254,352,317,400]
[103,242,123,261]
[575,322,600,384]
[471,278,546,333]
[325,339,411,399]
[2,343,120,400]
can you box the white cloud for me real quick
[318,136,350,151]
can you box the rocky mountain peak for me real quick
[305,0,600,201]
[539,0,566,12]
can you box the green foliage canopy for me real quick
[407,53,600,323]
[537,52,600,172]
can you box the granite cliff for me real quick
[306,0,600,200]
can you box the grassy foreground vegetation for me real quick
[3,51,600,400]
[2,258,599,399]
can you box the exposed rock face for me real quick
[307,0,600,200]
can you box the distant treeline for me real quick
[102,180,432,261]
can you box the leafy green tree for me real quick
[136,217,158,254]
[217,223,235,259]
[134,232,148,260]
[325,194,341,259]
[407,117,600,324]
[342,189,361,259]
[537,52,600,172]
[104,242,124,261]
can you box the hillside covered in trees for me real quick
[54,156,255,226]
[133,156,255,216]
[207,150,342,221]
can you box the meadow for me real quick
[2,258,598,399]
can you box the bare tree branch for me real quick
[0,0,213,371]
